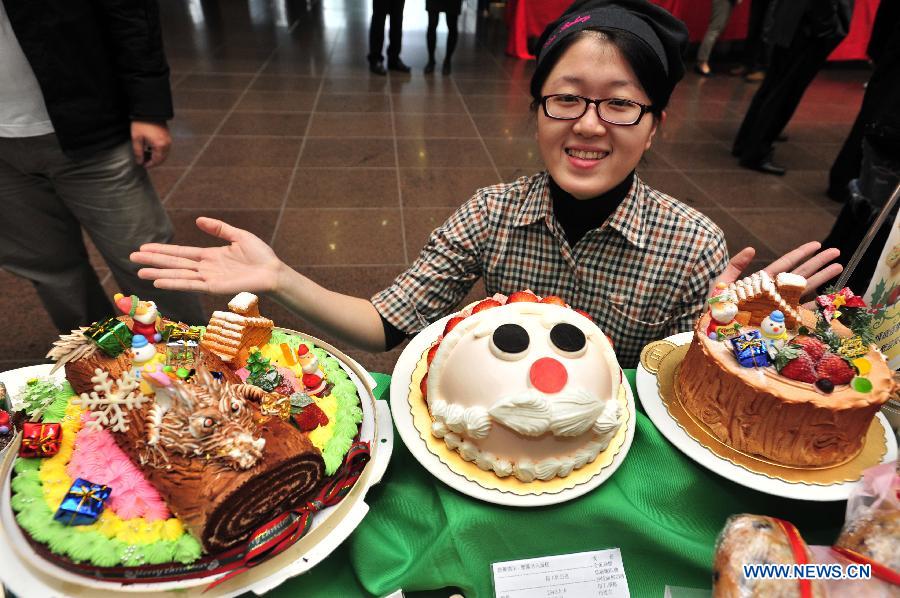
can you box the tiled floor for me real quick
[1,0,868,376]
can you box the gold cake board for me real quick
[653,342,887,485]
[408,350,630,495]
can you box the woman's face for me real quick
[537,36,661,200]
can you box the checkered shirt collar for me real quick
[511,172,648,249]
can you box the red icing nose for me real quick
[529,357,568,394]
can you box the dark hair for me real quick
[529,27,672,115]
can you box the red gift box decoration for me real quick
[20,422,62,458]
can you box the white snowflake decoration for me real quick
[74,368,148,433]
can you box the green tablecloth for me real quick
[270,371,846,597]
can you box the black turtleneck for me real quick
[550,171,635,249]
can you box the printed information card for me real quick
[492,548,630,598]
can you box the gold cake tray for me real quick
[634,332,898,501]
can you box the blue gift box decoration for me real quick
[730,330,770,368]
[54,478,111,526]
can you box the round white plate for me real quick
[0,338,394,597]
[635,332,899,502]
[390,314,636,507]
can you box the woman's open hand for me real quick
[131,217,284,295]
[715,241,843,295]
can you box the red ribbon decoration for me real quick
[831,545,900,586]
[772,518,812,598]
[203,441,371,591]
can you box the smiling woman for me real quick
[130,0,842,369]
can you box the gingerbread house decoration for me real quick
[201,292,273,367]
[727,271,806,328]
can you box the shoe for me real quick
[424,61,435,74]
[388,59,411,73]
[739,158,786,176]
[694,63,711,77]
[369,61,387,76]
[744,70,765,82]
[442,61,452,76]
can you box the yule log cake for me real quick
[7,292,363,578]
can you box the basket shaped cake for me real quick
[677,273,894,468]
[7,292,365,584]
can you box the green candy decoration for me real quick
[850,377,872,393]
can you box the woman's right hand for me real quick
[131,217,285,295]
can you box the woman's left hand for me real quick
[714,241,843,294]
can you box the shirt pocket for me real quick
[606,297,674,331]
[602,298,676,353]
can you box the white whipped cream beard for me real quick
[426,302,622,482]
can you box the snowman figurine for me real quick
[131,334,157,368]
[760,310,789,353]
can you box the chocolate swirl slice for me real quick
[114,403,324,552]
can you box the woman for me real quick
[131,0,840,368]
[425,0,463,75]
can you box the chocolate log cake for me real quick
[111,369,325,552]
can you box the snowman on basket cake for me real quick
[422,295,624,483]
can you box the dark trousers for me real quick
[369,0,405,64]
[828,33,900,198]
[821,138,900,293]
[742,0,772,70]
[733,33,843,163]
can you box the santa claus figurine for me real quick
[114,293,162,342]
[706,283,741,341]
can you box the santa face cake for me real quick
[425,301,622,482]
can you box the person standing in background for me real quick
[369,0,410,75]
[820,2,900,292]
[827,0,900,203]
[425,0,464,75]
[732,0,853,175]
[730,0,773,81]
[695,0,739,76]
[0,0,206,332]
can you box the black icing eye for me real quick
[550,323,586,356]
[230,400,242,414]
[490,324,530,360]
[203,417,216,429]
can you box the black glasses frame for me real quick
[540,94,655,126]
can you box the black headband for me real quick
[537,7,668,75]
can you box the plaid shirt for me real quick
[371,172,728,367]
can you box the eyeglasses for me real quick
[541,94,654,126]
